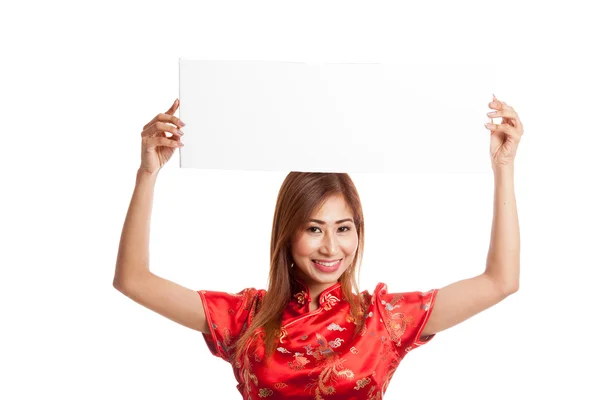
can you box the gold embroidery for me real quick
[293,290,308,305]
[381,293,418,348]
[287,354,310,370]
[240,350,259,396]
[277,327,289,344]
[221,327,233,357]
[307,357,354,398]
[377,337,397,364]
[321,293,340,311]
[359,325,368,337]
[304,332,356,398]
[354,377,371,390]
[345,313,356,324]
[258,388,273,397]
[367,385,382,400]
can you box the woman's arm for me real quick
[420,164,520,337]
[112,168,209,333]
[484,164,520,290]
[113,168,157,284]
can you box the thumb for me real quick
[166,98,179,115]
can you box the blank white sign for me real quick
[179,60,497,173]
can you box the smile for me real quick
[312,259,342,272]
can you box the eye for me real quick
[307,226,352,233]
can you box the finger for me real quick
[143,113,186,133]
[489,96,514,112]
[494,98,516,113]
[157,137,183,147]
[488,100,503,110]
[147,136,184,150]
[498,102,522,130]
[166,98,179,115]
[489,97,523,134]
[150,122,183,137]
[487,104,520,128]
[486,109,518,120]
[142,121,184,138]
[516,118,524,133]
[484,122,520,140]
[143,100,185,130]
[500,102,515,113]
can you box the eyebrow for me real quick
[309,218,354,225]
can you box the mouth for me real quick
[311,259,342,272]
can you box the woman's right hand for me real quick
[139,99,185,175]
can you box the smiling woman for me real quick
[113,96,522,400]
[290,195,359,296]
[114,166,439,398]
[193,172,440,399]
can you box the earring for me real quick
[291,262,294,268]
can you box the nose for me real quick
[320,231,339,255]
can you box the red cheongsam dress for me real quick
[197,276,438,399]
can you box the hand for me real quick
[139,99,185,175]
[485,95,524,169]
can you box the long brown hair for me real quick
[232,172,367,367]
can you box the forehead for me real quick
[311,195,352,217]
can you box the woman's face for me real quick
[290,195,359,289]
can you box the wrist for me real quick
[492,164,515,182]
[492,162,515,173]
[136,167,159,183]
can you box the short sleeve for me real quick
[374,282,438,355]
[197,287,261,363]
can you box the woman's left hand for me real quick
[485,95,524,168]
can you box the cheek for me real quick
[343,234,359,252]
[292,235,318,256]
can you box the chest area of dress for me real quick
[241,306,401,398]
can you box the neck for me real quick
[307,282,332,300]
[292,273,339,299]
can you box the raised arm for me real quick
[420,97,523,338]
[113,100,208,334]
[113,169,208,333]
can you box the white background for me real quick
[2,0,599,399]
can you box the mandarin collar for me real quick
[289,275,343,313]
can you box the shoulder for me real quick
[238,287,265,298]
[241,287,267,306]
[371,282,437,308]
[200,287,266,310]
[356,282,387,303]
[367,282,437,303]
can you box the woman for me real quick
[113,96,523,399]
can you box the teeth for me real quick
[314,259,340,267]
